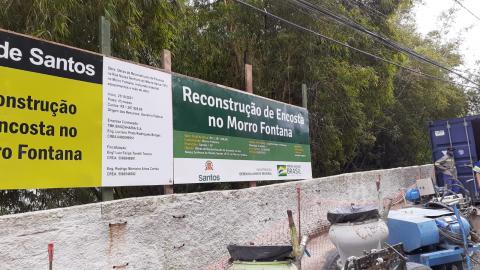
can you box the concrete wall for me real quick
[0,164,433,270]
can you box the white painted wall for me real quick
[0,164,433,270]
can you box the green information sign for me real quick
[172,74,312,183]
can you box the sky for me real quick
[413,0,480,73]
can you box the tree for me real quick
[0,0,471,214]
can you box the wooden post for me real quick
[161,49,174,195]
[245,64,257,188]
[161,49,171,72]
[100,16,114,202]
[301,84,308,109]
[245,64,253,93]
[99,16,111,56]
[301,84,309,179]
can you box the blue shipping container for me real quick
[428,115,480,200]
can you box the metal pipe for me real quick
[297,235,309,261]
[287,210,300,258]
[453,205,471,270]
[48,243,54,270]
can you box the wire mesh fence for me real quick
[203,178,411,270]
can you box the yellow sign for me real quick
[0,66,102,189]
[0,29,174,189]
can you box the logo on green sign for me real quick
[277,165,287,176]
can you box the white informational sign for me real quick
[101,57,173,186]
[174,159,313,184]
[172,75,312,184]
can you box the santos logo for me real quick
[199,160,221,182]
[205,160,214,171]
[277,165,302,177]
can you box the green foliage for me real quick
[0,0,471,214]
[0,0,184,65]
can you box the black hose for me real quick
[439,177,471,203]
[439,227,475,246]
[451,177,468,188]
[440,228,474,245]
[449,184,471,197]
[448,179,471,198]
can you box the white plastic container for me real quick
[328,218,389,265]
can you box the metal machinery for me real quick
[326,177,480,270]
[387,207,479,268]
[324,115,480,270]
[326,205,412,270]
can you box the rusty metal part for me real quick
[48,243,54,270]
[113,262,129,269]
[382,199,393,221]
[376,175,381,192]
[108,221,127,227]
[174,243,185,249]
[383,242,407,261]
[349,243,406,270]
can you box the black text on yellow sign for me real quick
[0,30,103,189]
